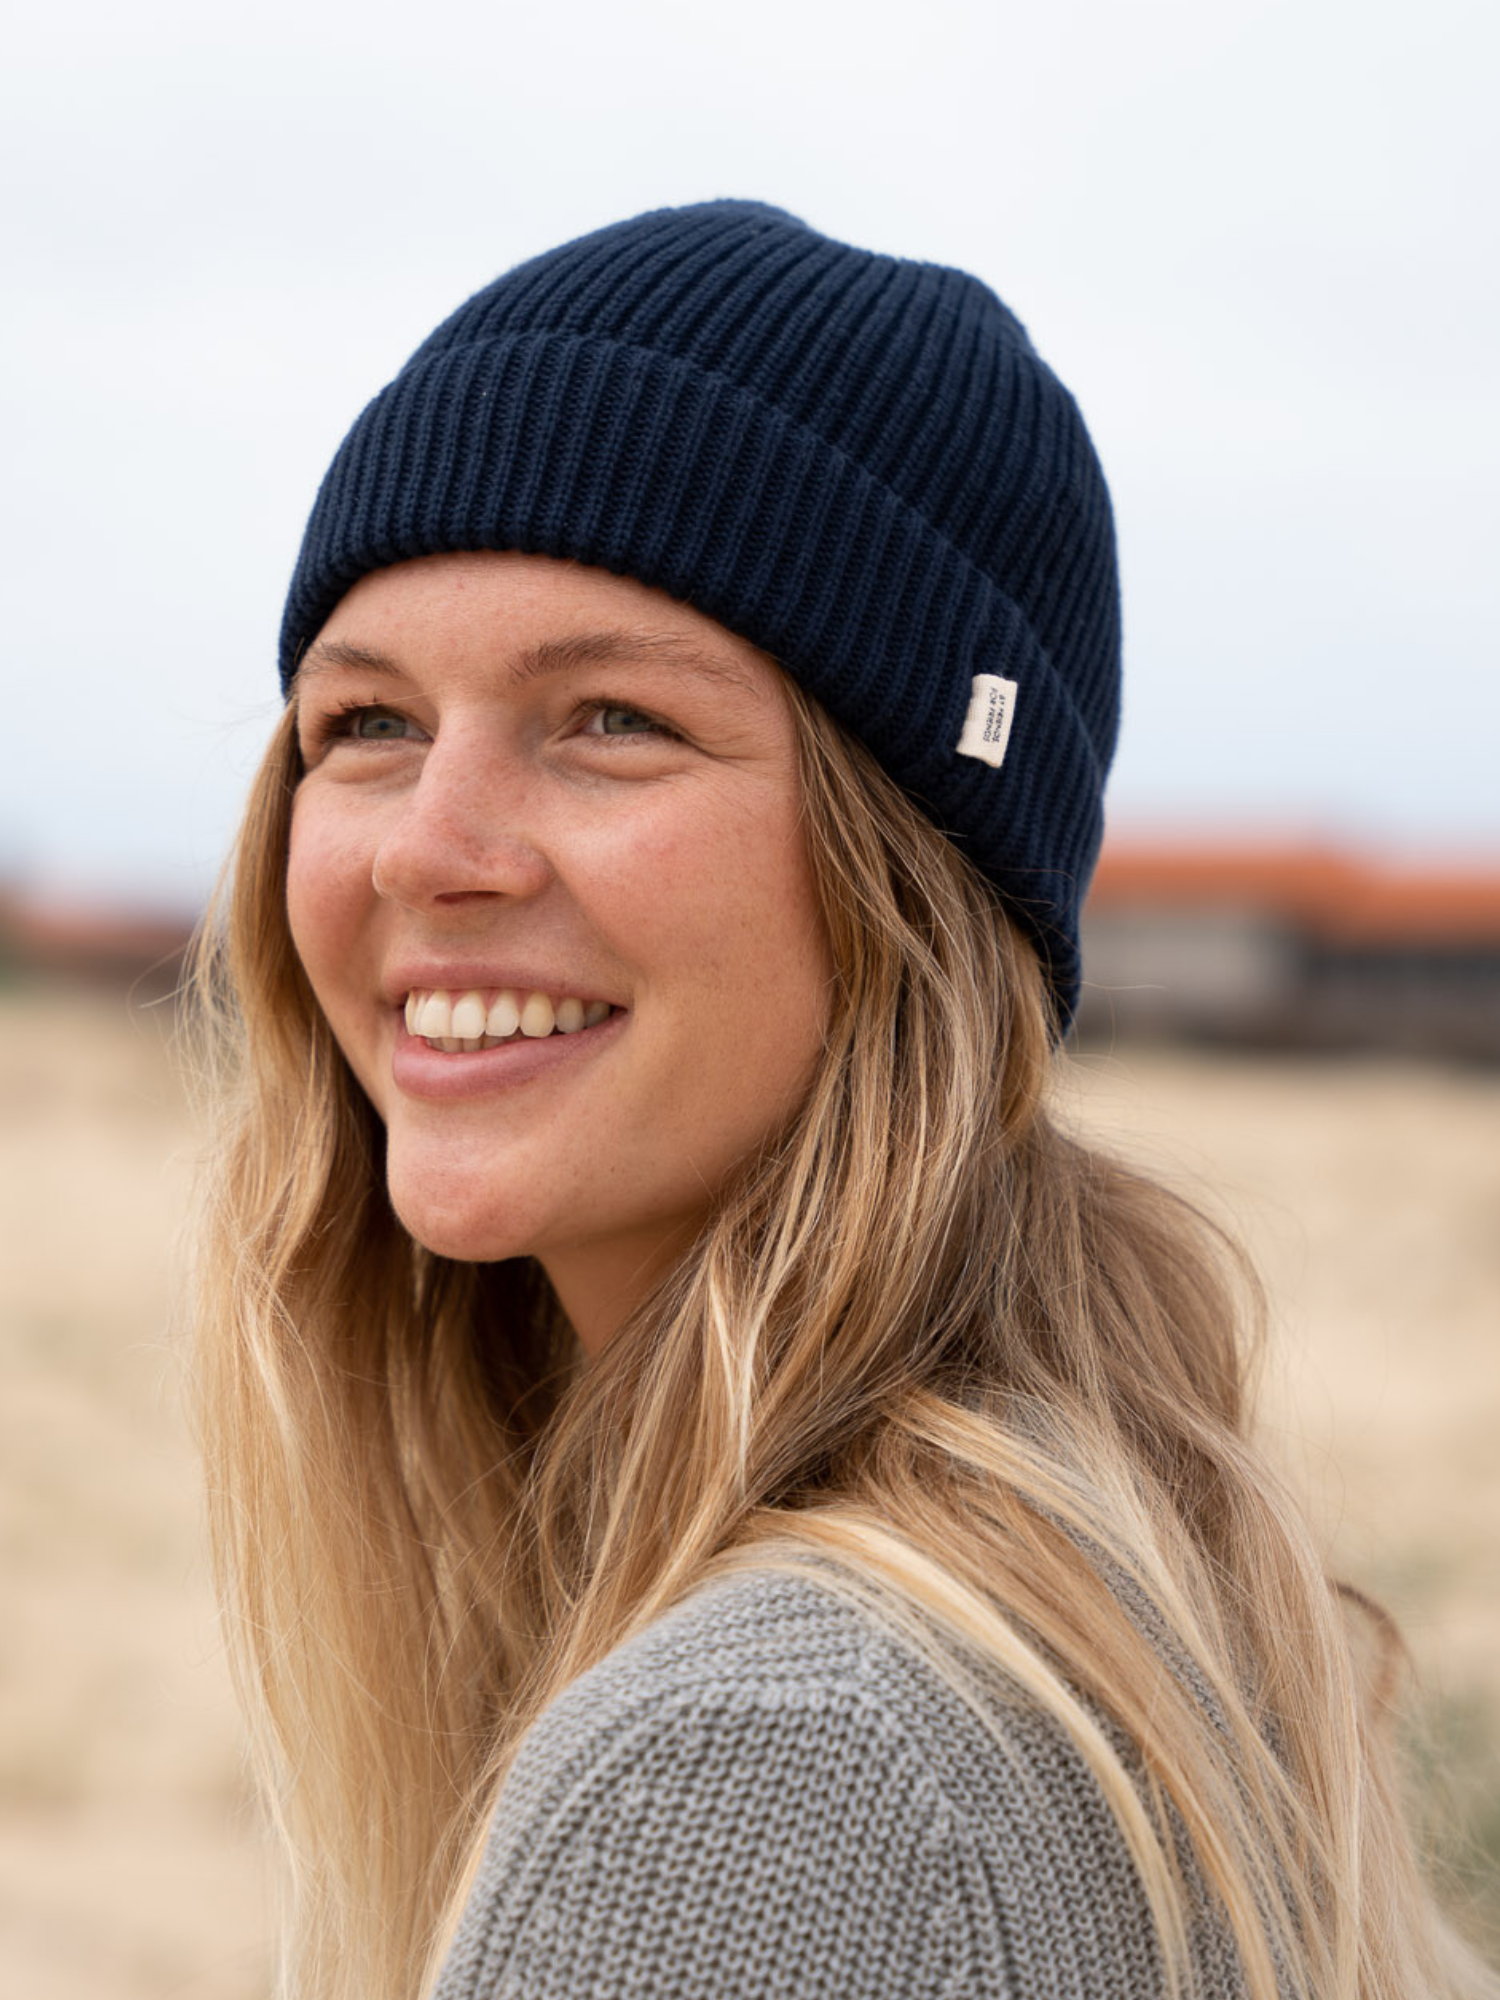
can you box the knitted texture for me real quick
[434,1570,1247,2000]
[279,201,1120,1025]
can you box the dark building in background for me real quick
[1078,845,1500,1060]
[0,886,194,1001]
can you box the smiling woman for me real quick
[286,553,831,1347]
[186,201,1496,2000]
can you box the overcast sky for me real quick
[4,0,1496,910]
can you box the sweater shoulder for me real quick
[492,1564,948,1813]
[436,1567,1240,2000]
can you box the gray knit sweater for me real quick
[435,1568,1247,1999]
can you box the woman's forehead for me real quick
[305,550,775,691]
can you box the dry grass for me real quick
[1061,1041,1500,1951]
[1,985,1495,1995]
[0,984,269,2000]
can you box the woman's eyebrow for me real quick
[509,629,759,695]
[294,628,758,696]
[295,638,400,683]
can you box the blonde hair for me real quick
[187,682,1495,2000]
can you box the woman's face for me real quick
[287,551,833,1351]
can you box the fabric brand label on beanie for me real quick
[956,675,1019,769]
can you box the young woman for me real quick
[189,200,1494,2000]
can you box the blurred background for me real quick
[2,0,1496,1992]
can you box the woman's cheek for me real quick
[288,795,367,955]
[286,804,376,1053]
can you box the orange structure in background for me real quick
[1088,844,1500,945]
[0,885,194,998]
[1079,841,1500,1057]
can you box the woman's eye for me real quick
[298,701,426,763]
[347,706,418,740]
[583,704,670,739]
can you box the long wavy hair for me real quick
[187,673,1494,2000]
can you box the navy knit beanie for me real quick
[281,200,1120,1028]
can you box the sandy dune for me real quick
[1063,1046,1500,1686]
[2,988,1495,1996]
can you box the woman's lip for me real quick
[390,1008,627,1101]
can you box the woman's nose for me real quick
[370,739,553,910]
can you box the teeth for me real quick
[415,992,452,1038]
[403,986,612,1049]
[519,992,556,1038]
[486,989,521,1038]
[450,990,487,1039]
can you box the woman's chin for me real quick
[387,1166,533,1266]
